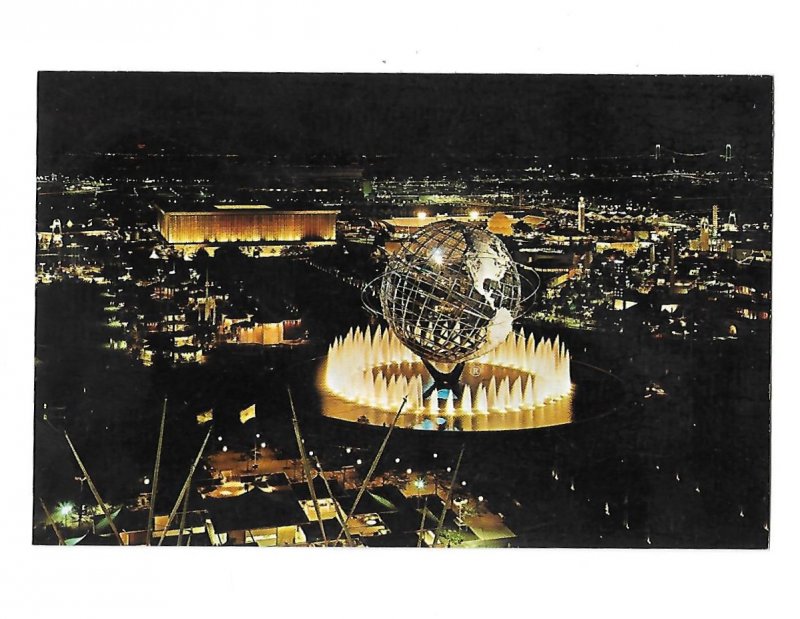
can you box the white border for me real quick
[2,1,797,617]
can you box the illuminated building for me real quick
[599,256,628,297]
[722,211,739,232]
[156,204,338,246]
[235,319,305,346]
[669,234,676,287]
[382,213,543,240]
[577,197,586,233]
[699,217,710,252]
[382,214,485,237]
[712,205,719,239]
[487,212,515,236]
[595,240,640,257]
[689,217,711,252]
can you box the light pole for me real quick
[74,476,86,527]
[253,433,260,471]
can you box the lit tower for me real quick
[655,144,661,160]
[577,197,586,233]
[724,144,732,162]
[719,211,739,234]
[668,233,676,288]
[699,217,710,252]
[201,270,216,323]
[712,205,719,239]
[49,218,63,250]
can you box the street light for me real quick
[406,468,412,475]
[356,459,363,465]
[57,501,74,520]
[143,477,151,486]
[222,445,228,452]
[395,457,401,464]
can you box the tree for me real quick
[438,528,465,546]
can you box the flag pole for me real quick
[288,388,328,546]
[146,397,168,546]
[157,426,212,546]
[334,395,407,544]
[64,431,124,546]
[431,443,465,548]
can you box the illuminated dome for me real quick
[378,220,522,364]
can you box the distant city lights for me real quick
[32,103,773,551]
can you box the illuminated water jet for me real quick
[320,325,574,430]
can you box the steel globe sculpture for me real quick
[364,220,534,398]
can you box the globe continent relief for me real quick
[379,220,522,364]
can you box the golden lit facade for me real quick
[156,206,338,244]
[235,320,305,345]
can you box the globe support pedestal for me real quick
[421,360,465,400]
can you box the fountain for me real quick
[318,325,574,431]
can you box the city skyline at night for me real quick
[33,72,772,554]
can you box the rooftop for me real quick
[202,488,308,532]
[156,202,339,215]
[213,204,272,210]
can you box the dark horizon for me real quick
[37,72,773,167]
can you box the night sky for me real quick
[37,73,773,163]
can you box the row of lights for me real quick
[416,211,481,220]
[214,433,268,453]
